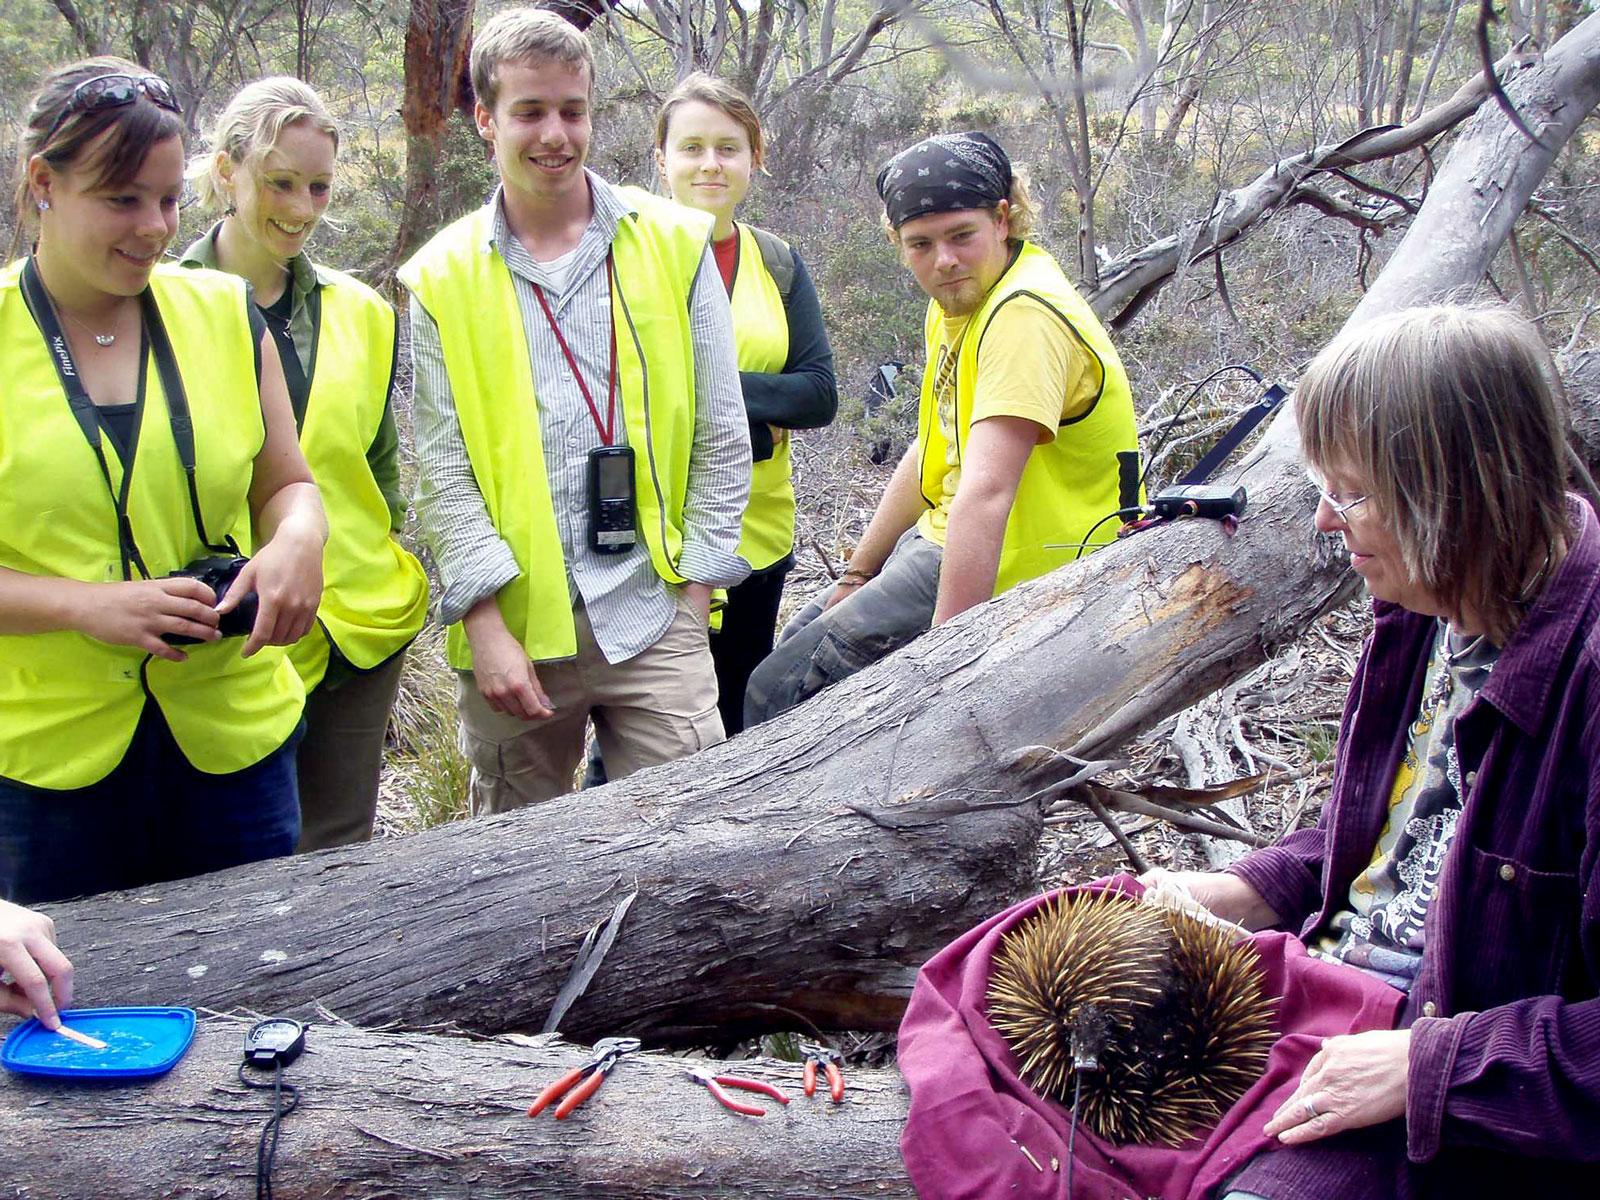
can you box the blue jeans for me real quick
[0,704,302,904]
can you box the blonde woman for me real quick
[0,58,324,904]
[653,73,837,735]
[186,78,427,850]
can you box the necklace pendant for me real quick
[94,333,116,347]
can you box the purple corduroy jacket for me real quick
[1227,496,1600,1198]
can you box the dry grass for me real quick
[377,622,471,837]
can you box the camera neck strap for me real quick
[21,257,238,582]
[531,252,619,446]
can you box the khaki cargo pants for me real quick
[456,593,724,814]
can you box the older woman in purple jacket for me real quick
[1149,305,1600,1198]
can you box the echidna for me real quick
[986,890,1276,1147]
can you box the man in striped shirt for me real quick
[402,8,749,813]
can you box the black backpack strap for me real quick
[747,225,795,302]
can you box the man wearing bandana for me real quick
[745,132,1139,725]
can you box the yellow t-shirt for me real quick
[918,297,1100,546]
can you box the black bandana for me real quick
[875,132,1013,228]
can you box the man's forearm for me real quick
[934,495,1009,623]
[849,446,927,575]
[931,415,1041,621]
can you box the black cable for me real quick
[1065,1068,1084,1200]
[238,1061,300,1200]
[1139,363,1263,494]
[1070,506,1147,561]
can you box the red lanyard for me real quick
[531,252,620,445]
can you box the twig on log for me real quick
[1079,789,1151,873]
[1052,783,1273,849]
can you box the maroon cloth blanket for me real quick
[897,877,1404,1200]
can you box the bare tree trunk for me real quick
[392,0,477,272]
[47,0,103,54]
[0,1019,915,1198]
[1412,0,1466,119]
[1388,0,1427,124]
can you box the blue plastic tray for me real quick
[1,1007,196,1080]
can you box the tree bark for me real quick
[42,8,1600,1056]
[0,1019,914,1197]
[392,0,477,272]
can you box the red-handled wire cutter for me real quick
[684,1067,790,1117]
[800,1043,845,1103]
[528,1037,641,1120]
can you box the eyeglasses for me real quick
[1307,473,1370,518]
[42,73,182,146]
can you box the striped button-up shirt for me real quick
[410,175,750,664]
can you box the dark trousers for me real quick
[709,557,791,737]
[295,648,407,852]
[0,704,302,904]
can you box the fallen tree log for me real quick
[0,1018,915,1198]
[45,12,1600,1050]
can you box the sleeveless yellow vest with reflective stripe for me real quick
[728,222,793,572]
[287,268,427,689]
[399,195,710,668]
[917,241,1140,595]
[0,261,304,789]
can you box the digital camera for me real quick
[162,555,258,645]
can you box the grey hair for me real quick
[1296,303,1571,640]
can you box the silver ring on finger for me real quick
[1302,1097,1320,1120]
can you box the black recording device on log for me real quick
[162,555,258,644]
[588,444,638,554]
[1148,484,1248,521]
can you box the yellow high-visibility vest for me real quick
[726,221,793,572]
[399,193,713,667]
[916,241,1141,595]
[0,262,304,789]
[287,268,427,688]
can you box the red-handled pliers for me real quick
[801,1043,845,1103]
[528,1037,641,1120]
[684,1067,790,1117]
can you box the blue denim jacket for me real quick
[1228,496,1600,1197]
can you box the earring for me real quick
[36,198,50,212]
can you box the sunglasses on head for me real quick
[42,73,182,145]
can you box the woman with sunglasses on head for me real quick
[182,79,427,851]
[0,58,326,922]
[651,73,836,737]
[1143,306,1600,1196]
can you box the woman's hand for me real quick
[0,899,73,1030]
[72,577,222,662]
[1137,867,1283,930]
[226,521,323,659]
[1264,1029,1411,1144]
